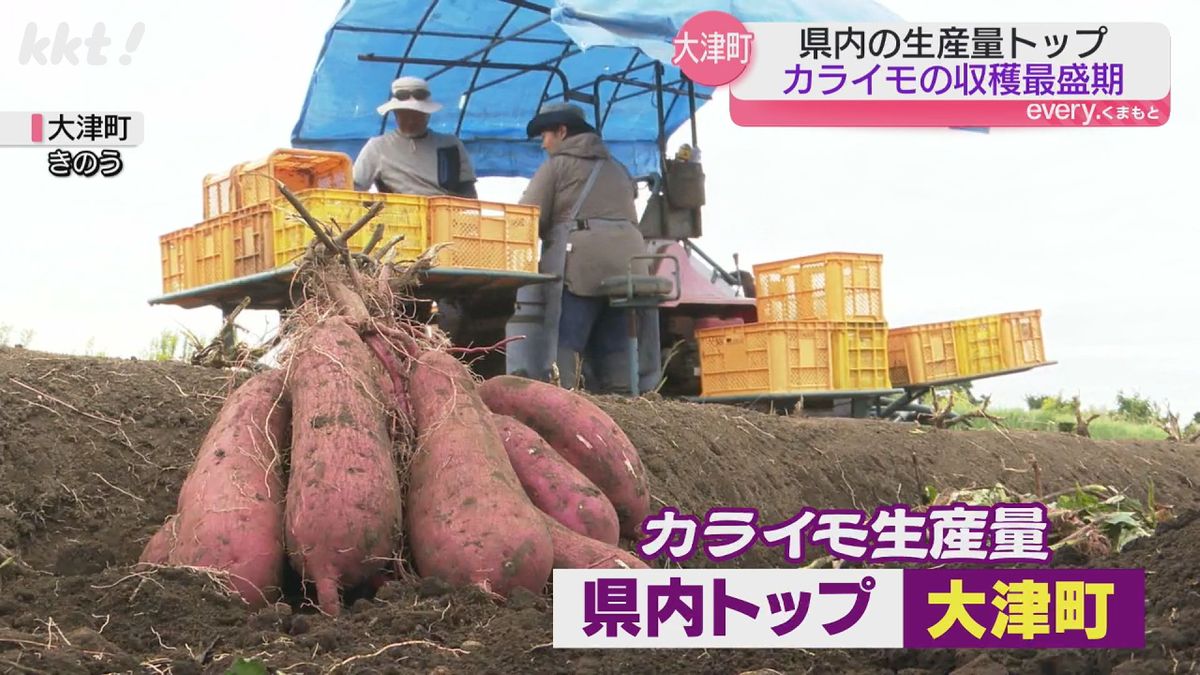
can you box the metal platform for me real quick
[148,265,557,311]
[879,361,1058,418]
[683,362,1057,419]
[685,389,903,418]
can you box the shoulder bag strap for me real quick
[567,159,605,223]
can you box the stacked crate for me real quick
[696,253,890,397]
[887,310,1047,386]
[159,149,356,293]
[202,149,355,220]
[159,149,539,294]
[426,197,539,273]
[887,322,957,386]
[263,190,428,268]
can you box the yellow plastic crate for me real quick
[830,321,891,390]
[696,321,889,397]
[204,149,354,219]
[427,197,538,273]
[753,253,884,322]
[202,163,243,220]
[192,216,235,288]
[270,189,427,268]
[999,309,1046,368]
[160,228,195,293]
[697,322,831,396]
[231,205,275,278]
[952,315,1005,376]
[888,322,959,386]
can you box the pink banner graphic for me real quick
[708,20,1172,128]
[730,94,1171,128]
[30,113,43,142]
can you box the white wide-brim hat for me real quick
[376,76,443,115]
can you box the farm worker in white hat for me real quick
[353,76,478,197]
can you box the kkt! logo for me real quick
[17,23,146,65]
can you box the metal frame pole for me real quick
[627,311,639,396]
[653,63,669,235]
[686,76,698,149]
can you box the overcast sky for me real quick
[1,0,1195,416]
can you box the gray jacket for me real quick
[520,133,645,296]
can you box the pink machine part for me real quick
[646,240,756,314]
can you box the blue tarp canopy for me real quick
[290,0,902,178]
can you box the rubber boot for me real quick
[556,346,584,390]
[588,348,626,395]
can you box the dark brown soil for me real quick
[0,346,1197,674]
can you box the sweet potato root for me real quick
[156,368,290,608]
[477,376,651,539]
[285,317,402,616]
[364,332,412,425]
[492,414,619,546]
[405,351,553,596]
[542,512,649,570]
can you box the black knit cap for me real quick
[525,102,596,138]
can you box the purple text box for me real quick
[903,568,1144,649]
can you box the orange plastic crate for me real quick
[697,321,889,397]
[238,149,354,210]
[952,314,1006,376]
[888,322,959,386]
[204,149,354,219]
[426,197,538,273]
[999,310,1046,368]
[753,253,884,322]
[191,215,235,287]
[160,228,195,293]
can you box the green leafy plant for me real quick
[225,658,270,675]
[917,481,1169,557]
[1025,394,1049,411]
[1115,390,1160,423]
[1023,393,1074,414]
[920,485,938,506]
[142,329,203,362]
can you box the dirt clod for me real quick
[417,575,452,598]
[289,614,312,635]
[951,654,1007,675]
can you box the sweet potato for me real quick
[285,317,402,616]
[158,368,290,608]
[405,351,553,596]
[364,333,416,580]
[477,376,651,539]
[492,414,619,545]
[138,515,178,565]
[542,512,649,570]
[364,332,415,439]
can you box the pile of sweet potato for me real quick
[140,315,651,616]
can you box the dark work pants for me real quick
[557,289,661,393]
